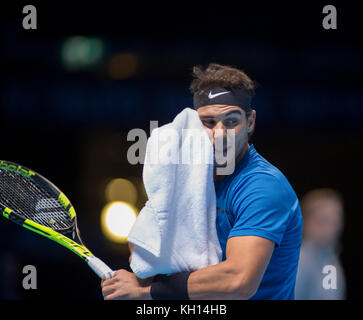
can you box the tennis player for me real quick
[102,63,303,300]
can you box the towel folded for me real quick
[127,108,222,278]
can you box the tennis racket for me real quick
[0,160,114,280]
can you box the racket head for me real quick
[0,160,76,234]
[0,160,113,277]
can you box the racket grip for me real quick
[87,256,114,280]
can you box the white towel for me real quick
[127,107,222,279]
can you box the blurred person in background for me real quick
[295,188,346,300]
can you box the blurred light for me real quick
[105,178,138,205]
[101,201,137,243]
[61,36,104,70]
[107,53,138,79]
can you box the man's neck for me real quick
[214,143,250,182]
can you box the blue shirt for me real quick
[215,145,303,300]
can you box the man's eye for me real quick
[203,120,215,126]
[225,119,238,126]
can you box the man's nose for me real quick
[212,121,227,144]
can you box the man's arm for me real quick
[102,235,274,300]
[186,236,274,299]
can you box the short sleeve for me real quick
[228,173,292,246]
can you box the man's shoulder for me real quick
[234,161,286,191]
[231,158,297,207]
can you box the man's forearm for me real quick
[141,260,251,300]
[187,260,250,299]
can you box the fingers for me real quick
[101,272,116,298]
[102,281,125,300]
[102,276,119,298]
[100,269,134,300]
[102,284,115,298]
[104,290,123,300]
[102,275,117,287]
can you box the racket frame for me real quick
[0,160,114,279]
[1,205,93,260]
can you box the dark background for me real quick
[0,1,362,300]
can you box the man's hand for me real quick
[101,269,152,300]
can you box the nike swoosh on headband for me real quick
[208,91,231,99]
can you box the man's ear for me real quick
[247,110,256,133]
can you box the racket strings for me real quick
[0,169,73,231]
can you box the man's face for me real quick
[197,105,252,167]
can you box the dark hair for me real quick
[189,63,256,97]
[190,63,257,138]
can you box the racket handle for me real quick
[87,256,114,280]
